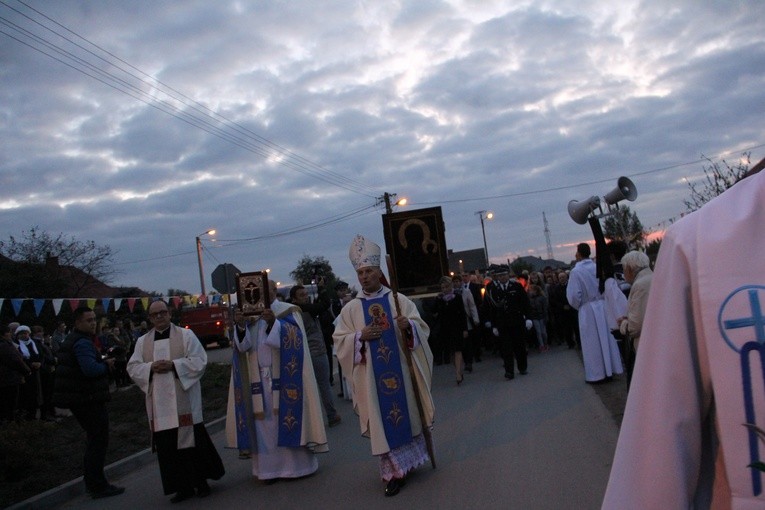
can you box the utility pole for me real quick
[378,192,406,214]
[543,212,554,260]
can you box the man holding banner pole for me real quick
[334,234,435,497]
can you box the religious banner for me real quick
[382,206,449,297]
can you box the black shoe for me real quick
[170,490,195,503]
[385,478,406,497]
[519,370,528,375]
[91,485,125,499]
[504,372,514,380]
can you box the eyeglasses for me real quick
[149,310,169,318]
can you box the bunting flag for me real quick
[1,294,227,317]
[33,299,46,317]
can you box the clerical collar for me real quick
[362,286,385,297]
[154,327,170,340]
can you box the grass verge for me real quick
[0,362,231,508]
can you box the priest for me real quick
[602,162,765,508]
[333,234,435,497]
[566,242,623,383]
[127,300,224,503]
[228,279,328,483]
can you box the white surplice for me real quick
[232,300,327,480]
[603,170,765,509]
[567,258,623,381]
[128,325,207,433]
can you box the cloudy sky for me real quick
[1,0,763,296]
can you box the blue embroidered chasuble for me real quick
[362,295,413,450]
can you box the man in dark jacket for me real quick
[53,307,125,499]
[482,266,533,380]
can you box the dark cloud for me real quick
[1,0,763,294]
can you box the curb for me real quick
[8,416,228,510]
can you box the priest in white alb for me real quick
[333,234,435,497]
[602,161,765,509]
[127,300,224,503]
[227,279,328,483]
[566,242,623,383]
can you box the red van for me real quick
[179,306,231,348]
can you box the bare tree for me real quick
[0,226,118,297]
[683,153,751,212]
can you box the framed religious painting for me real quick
[235,271,270,317]
[382,206,449,297]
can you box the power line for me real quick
[114,202,379,266]
[0,0,379,198]
[411,144,765,206]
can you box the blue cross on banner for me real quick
[719,285,765,495]
[362,296,413,450]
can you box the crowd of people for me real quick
[1,235,654,504]
[0,317,150,425]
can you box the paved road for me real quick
[56,345,617,510]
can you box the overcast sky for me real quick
[1,0,763,296]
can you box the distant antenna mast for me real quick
[543,212,554,260]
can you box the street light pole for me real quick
[475,211,493,269]
[378,192,408,214]
[196,229,216,296]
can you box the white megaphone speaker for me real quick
[603,176,638,205]
[568,196,600,224]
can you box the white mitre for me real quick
[349,234,381,270]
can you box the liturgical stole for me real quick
[362,296,413,450]
[230,346,252,450]
[274,315,305,448]
[142,326,195,449]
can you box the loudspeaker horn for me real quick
[603,176,638,205]
[568,196,600,224]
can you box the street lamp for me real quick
[475,211,493,269]
[195,229,216,296]
[379,192,408,214]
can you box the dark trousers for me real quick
[557,311,580,348]
[0,384,19,422]
[499,325,527,375]
[463,329,479,365]
[70,403,110,492]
